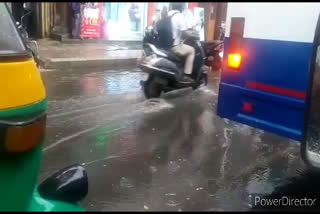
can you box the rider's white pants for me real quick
[171,44,195,75]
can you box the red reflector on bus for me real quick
[228,53,242,69]
[242,102,253,113]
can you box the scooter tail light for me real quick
[219,44,224,53]
[219,51,224,59]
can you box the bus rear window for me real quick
[0,3,26,56]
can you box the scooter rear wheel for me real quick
[212,54,222,71]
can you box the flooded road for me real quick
[39,67,308,211]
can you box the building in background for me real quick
[200,2,227,41]
[6,2,227,42]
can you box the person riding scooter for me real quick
[156,3,197,82]
[139,3,211,99]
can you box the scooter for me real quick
[139,25,223,99]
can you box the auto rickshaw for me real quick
[0,3,88,211]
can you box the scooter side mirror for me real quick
[38,164,88,203]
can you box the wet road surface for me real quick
[39,67,307,211]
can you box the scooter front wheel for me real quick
[143,76,162,99]
[202,72,208,86]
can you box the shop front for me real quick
[80,2,203,41]
[101,2,148,41]
[46,2,218,42]
[49,2,149,41]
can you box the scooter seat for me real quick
[145,43,182,63]
[158,49,182,62]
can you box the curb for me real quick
[38,57,139,70]
[61,39,142,47]
[49,33,142,46]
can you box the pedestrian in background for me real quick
[128,3,140,31]
[70,2,81,39]
[161,6,168,19]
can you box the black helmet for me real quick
[170,2,186,12]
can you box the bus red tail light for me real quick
[228,53,242,69]
[227,17,245,70]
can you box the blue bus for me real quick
[217,3,320,142]
[217,3,320,169]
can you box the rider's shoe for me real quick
[182,75,194,82]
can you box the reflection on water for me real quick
[81,71,144,96]
[104,72,143,95]
[42,68,147,100]
[76,89,301,211]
